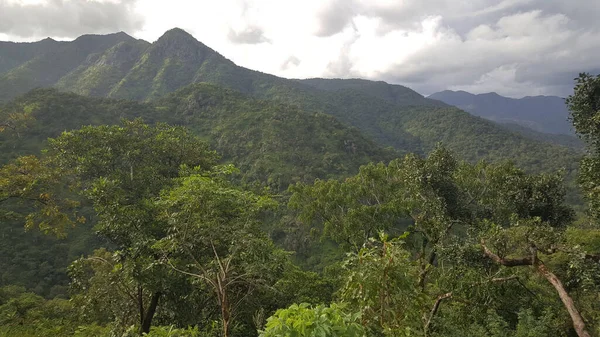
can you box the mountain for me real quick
[0,32,137,102]
[428,90,573,135]
[0,28,582,179]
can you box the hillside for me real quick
[1,86,393,189]
[298,78,445,107]
[500,122,584,150]
[429,90,573,135]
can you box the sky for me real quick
[1,0,599,98]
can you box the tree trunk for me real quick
[141,292,161,334]
[138,285,144,335]
[481,242,591,337]
[536,264,591,337]
[221,290,230,337]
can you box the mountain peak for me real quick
[428,90,474,100]
[480,92,501,97]
[155,28,214,49]
[151,27,216,63]
[157,28,199,43]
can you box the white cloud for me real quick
[0,0,143,39]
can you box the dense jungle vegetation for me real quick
[1,73,599,337]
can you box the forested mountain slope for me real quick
[500,122,584,150]
[0,32,136,102]
[298,78,445,107]
[1,86,393,189]
[1,27,599,337]
[0,38,64,75]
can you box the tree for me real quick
[0,102,36,138]
[290,146,592,336]
[0,285,82,337]
[479,228,590,337]
[41,120,218,334]
[567,73,600,218]
[339,233,425,336]
[0,155,80,236]
[155,169,287,337]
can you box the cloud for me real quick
[325,36,357,77]
[312,0,536,37]
[392,9,600,97]
[314,0,355,37]
[0,0,144,39]
[280,56,301,71]
[227,26,270,44]
[314,0,600,97]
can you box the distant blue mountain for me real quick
[428,90,573,135]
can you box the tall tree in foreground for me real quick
[24,120,219,334]
[155,167,288,337]
[567,73,600,219]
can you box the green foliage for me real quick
[0,286,80,337]
[566,73,600,145]
[68,248,140,330]
[290,146,586,335]
[0,155,80,236]
[499,122,585,151]
[567,73,600,219]
[259,303,364,337]
[0,34,596,337]
[0,86,392,190]
[272,266,335,306]
[55,40,151,98]
[0,87,389,304]
[155,170,288,336]
[290,145,573,250]
[340,233,425,336]
[28,121,220,333]
[157,84,395,189]
[143,326,203,337]
[432,308,563,337]
[0,29,581,192]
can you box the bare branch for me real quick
[424,292,452,336]
[491,275,519,282]
[481,240,534,266]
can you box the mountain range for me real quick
[429,90,574,135]
[0,28,583,180]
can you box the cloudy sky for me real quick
[1,0,599,97]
